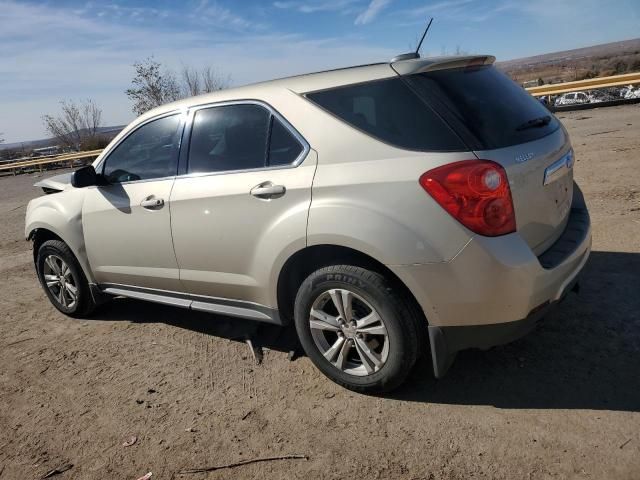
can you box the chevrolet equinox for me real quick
[25,55,591,392]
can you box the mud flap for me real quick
[428,326,457,379]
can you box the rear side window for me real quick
[405,66,560,150]
[306,78,465,152]
[188,104,305,173]
[102,114,181,183]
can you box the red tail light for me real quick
[419,160,516,236]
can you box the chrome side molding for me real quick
[99,283,282,325]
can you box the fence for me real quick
[525,71,640,97]
[0,149,103,176]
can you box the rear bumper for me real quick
[427,276,580,377]
[389,183,591,377]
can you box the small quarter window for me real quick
[268,117,304,166]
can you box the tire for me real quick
[294,265,420,393]
[36,239,96,318]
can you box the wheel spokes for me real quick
[354,337,383,374]
[329,290,346,321]
[323,336,346,363]
[45,256,60,275]
[356,312,387,335]
[335,338,352,370]
[356,311,381,329]
[309,287,389,377]
[310,308,341,332]
[43,255,77,309]
[57,285,67,306]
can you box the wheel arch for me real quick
[27,224,94,284]
[276,244,426,328]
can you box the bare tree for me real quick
[181,65,230,96]
[126,57,181,116]
[181,66,201,97]
[201,66,230,93]
[42,99,103,150]
[128,57,230,115]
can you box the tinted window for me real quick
[102,115,181,183]
[307,77,465,151]
[188,104,270,173]
[268,117,304,166]
[405,65,560,150]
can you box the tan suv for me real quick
[25,55,591,392]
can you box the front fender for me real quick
[25,189,94,283]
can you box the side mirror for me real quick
[71,165,101,188]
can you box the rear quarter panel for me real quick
[299,99,474,266]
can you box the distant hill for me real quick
[497,38,640,85]
[0,125,125,151]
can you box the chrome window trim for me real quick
[178,99,310,180]
[93,109,186,184]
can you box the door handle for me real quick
[140,197,165,209]
[250,182,286,200]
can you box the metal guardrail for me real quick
[526,72,640,97]
[0,149,103,175]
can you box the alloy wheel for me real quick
[309,288,389,376]
[42,255,78,309]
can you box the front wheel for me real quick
[294,265,420,393]
[36,240,96,318]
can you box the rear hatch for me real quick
[401,63,573,254]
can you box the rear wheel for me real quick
[36,240,96,317]
[294,265,420,393]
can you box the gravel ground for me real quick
[0,105,639,480]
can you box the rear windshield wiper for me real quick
[516,115,551,131]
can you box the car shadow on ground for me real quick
[91,251,639,412]
[90,297,301,355]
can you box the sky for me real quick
[1,0,639,143]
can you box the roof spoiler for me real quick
[390,55,496,76]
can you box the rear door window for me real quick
[188,104,270,173]
[187,104,305,173]
[405,65,560,149]
[307,78,465,152]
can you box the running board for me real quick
[99,284,282,325]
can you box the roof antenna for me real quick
[391,17,433,63]
[415,17,433,56]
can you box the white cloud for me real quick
[402,0,474,17]
[273,0,360,14]
[0,0,395,143]
[355,0,391,25]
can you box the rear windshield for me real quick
[404,65,560,150]
[306,77,466,152]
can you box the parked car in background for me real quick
[25,54,591,393]
[555,91,590,106]
[623,85,640,99]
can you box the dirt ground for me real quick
[1,105,639,480]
